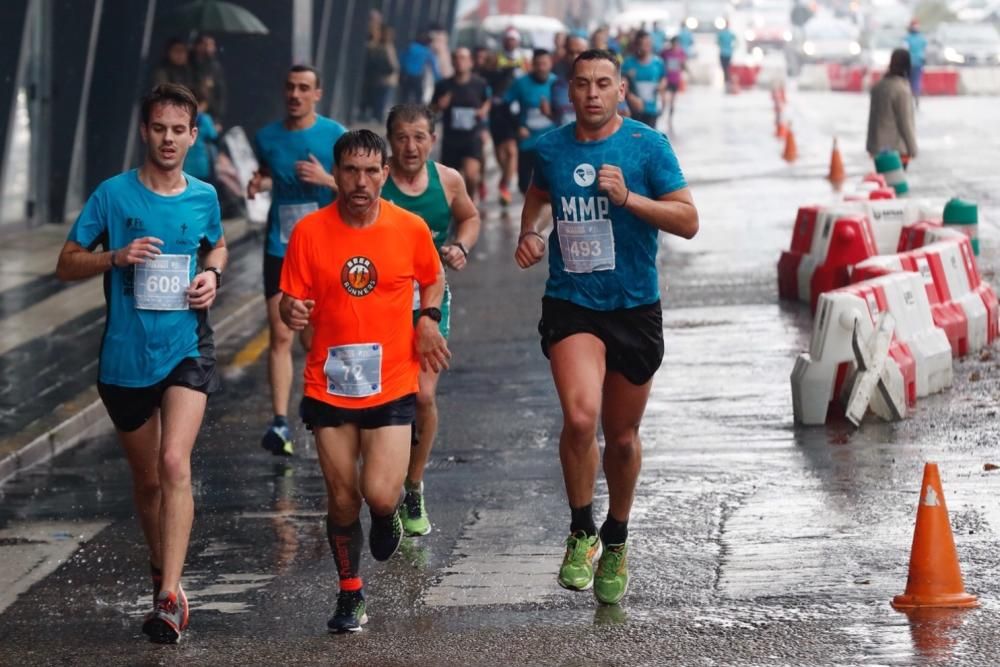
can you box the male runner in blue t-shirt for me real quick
[247,64,347,457]
[514,49,699,606]
[622,30,667,128]
[504,49,558,195]
[56,83,228,643]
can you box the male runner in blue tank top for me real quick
[56,84,228,643]
[247,65,347,457]
[515,49,699,606]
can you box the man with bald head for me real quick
[432,47,492,200]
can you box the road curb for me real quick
[0,292,264,487]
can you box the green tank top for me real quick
[382,161,452,248]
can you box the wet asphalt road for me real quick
[1,85,1000,666]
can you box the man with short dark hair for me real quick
[55,83,228,643]
[622,30,667,128]
[248,65,347,458]
[381,104,480,537]
[515,49,699,606]
[504,48,558,195]
[279,129,449,632]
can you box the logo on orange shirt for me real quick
[341,256,378,296]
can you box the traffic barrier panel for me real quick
[958,67,1000,95]
[922,68,960,96]
[807,214,879,312]
[798,64,831,90]
[791,283,916,425]
[827,63,866,92]
[898,220,961,251]
[730,64,760,88]
[874,271,953,396]
[777,205,819,300]
[853,246,969,358]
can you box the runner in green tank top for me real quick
[385,104,481,537]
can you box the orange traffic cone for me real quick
[891,462,978,610]
[782,127,797,162]
[828,137,845,186]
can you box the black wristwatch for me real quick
[419,307,443,323]
[205,266,223,288]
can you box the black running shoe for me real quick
[327,590,368,633]
[369,509,403,561]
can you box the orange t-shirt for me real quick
[280,199,442,408]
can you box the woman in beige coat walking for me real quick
[867,48,917,167]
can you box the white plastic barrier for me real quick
[797,64,831,91]
[792,291,879,424]
[958,67,1000,95]
[796,204,864,303]
[876,272,953,396]
[918,240,989,354]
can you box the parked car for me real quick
[787,16,863,74]
[742,3,795,52]
[685,0,734,33]
[865,26,906,70]
[454,14,568,51]
[928,23,1000,66]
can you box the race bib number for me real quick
[451,106,478,131]
[325,343,383,398]
[557,219,616,273]
[666,59,682,73]
[279,202,318,244]
[525,107,554,131]
[134,254,191,311]
[635,80,658,102]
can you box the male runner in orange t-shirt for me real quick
[279,129,449,633]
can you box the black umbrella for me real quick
[167,0,269,35]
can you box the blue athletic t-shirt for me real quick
[622,55,667,115]
[532,118,687,310]
[254,115,347,257]
[67,170,223,387]
[504,72,557,151]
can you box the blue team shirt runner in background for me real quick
[67,169,223,387]
[254,115,347,257]
[532,117,687,311]
[504,72,557,151]
[622,55,667,115]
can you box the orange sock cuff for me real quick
[340,577,363,592]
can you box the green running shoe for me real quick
[594,542,629,605]
[401,488,431,536]
[558,531,602,591]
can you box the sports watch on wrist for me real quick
[419,307,442,323]
[205,266,223,288]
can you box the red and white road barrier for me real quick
[777,205,878,311]
[854,233,999,357]
[792,271,953,424]
[798,65,998,95]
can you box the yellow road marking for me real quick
[228,327,270,371]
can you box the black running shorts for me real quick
[98,356,220,433]
[300,393,417,430]
[441,135,484,168]
[488,103,517,144]
[263,251,283,300]
[538,296,664,386]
